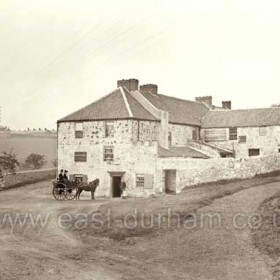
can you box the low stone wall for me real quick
[158,154,280,192]
[0,168,56,191]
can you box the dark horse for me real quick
[75,178,99,200]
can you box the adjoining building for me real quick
[57,79,280,197]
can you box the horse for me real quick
[75,178,99,200]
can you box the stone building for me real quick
[201,108,280,158]
[57,78,280,197]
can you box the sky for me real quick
[1,0,280,129]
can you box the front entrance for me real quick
[165,170,176,194]
[112,176,122,197]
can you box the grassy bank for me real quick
[252,190,280,279]
[72,174,280,241]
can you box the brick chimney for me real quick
[222,101,231,110]
[117,79,139,91]
[140,84,158,95]
[195,96,212,107]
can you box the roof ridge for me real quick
[119,87,133,118]
[209,107,280,113]
[157,93,206,105]
[187,145,210,158]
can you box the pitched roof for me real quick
[158,146,209,159]
[139,91,209,126]
[58,88,157,122]
[202,108,280,128]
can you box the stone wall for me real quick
[158,154,280,192]
[201,126,280,158]
[169,124,198,146]
[0,169,56,191]
[131,120,160,142]
[58,120,163,197]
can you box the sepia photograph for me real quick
[1,0,280,279]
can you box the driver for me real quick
[58,169,64,182]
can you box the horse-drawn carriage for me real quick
[52,175,99,201]
[52,181,78,201]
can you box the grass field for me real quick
[0,135,57,169]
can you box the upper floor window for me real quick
[104,146,114,161]
[105,121,114,137]
[75,122,83,138]
[229,127,237,140]
[238,136,247,143]
[74,152,87,162]
[259,126,267,136]
[192,129,198,141]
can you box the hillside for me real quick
[0,135,57,169]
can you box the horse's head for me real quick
[89,178,99,187]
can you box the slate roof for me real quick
[158,146,209,159]
[58,88,157,122]
[202,108,280,128]
[139,91,209,126]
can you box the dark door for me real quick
[112,176,122,197]
[165,170,176,194]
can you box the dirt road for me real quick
[0,179,279,279]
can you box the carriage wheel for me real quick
[52,184,66,201]
[65,187,78,200]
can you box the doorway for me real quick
[165,170,176,194]
[112,176,122,197]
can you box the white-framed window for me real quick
[74,152,87,162]
[136,175,145,187]
[259,126,267,136]
[75,122,83,138]
[229,127,237,140]
[104,146,114,161]
[105,121,114,137]
[136,174,154,189]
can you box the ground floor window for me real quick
[136,174,154,189]
[248,149,260,157]
[136,175,145,187]
[74,152,87,162]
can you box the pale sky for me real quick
[1,0,280,129]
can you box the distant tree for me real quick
[0,150,20,174]
[27,127,30,131]
[25,153,46,169]
[38,128,42,131]
[271,104,280,108]
[33,128,36,131]
[52,159,58,167]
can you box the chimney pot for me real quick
[140,84,158,95]
[117,79,139,91]
[222,101,231,110]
